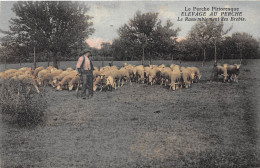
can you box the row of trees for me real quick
[105,15,259,64]
[0,1,259,68]
[179,31,259,62]
[0,1,94,68]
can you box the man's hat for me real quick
[81,49,91,56]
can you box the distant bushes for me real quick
[0,79,47,127]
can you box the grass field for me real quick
[0,59,259,167]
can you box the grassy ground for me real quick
[0,59,259,167]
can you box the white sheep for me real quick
[134,65,145,83]
[181,68,192,88]
[216,65,228,82]
[56,71,77,91]
[165,70,181,90]
[33,67,44,78]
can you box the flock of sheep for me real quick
[0,62,241,94]
[0,64,202,93]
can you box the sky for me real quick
[0,1,259,49]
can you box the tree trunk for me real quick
[214,43,217,64]
[34,47,36,69]
[202,48,206,66]
[240,49,243,64]
[5,56,7,70]
[142,47,144,65]
[52,54,58,69]
[149,52,152,65]
[47,52,50,67]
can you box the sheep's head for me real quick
[235,64,241,69]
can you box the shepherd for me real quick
[76,49,94,99]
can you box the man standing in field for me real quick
[76,49,94,99]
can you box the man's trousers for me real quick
[81,70,93,98]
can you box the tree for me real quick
[231,32,259,61]
[116,11,180,63]
[0,1,94,68]
[189,20,232,65]
[177,38,201,61]
[209,22,232,63]
[99,42,113,61]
